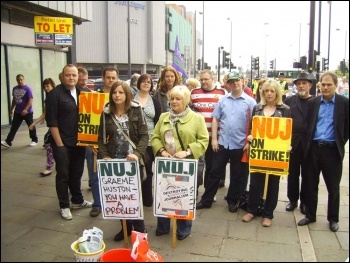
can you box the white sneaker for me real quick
[1,140,11,148]
[29,141,37,147]
[71,200,92,209]
[213,195,217,202]
[60,208,72,220]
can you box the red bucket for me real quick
[100,248,135,262]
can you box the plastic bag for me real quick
[130,231,164,262]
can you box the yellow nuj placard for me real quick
[77,92,109,147]
[249,116,293,176]
[34,16,73,34]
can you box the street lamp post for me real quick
[263,23,269,76]
[327,1,332,66]
[199,2,204,70]
[336,28,348,61]
[227,18,232,71]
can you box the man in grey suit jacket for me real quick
[298,71,349,232]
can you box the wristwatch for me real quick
[185,150,191,157]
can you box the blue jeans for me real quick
[85,147,94,187]
[156,217,192,237]
[86,147,101,209]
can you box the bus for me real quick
[267,69,302,86]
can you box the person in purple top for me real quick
[1,74,38,148]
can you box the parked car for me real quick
[93,78,103,91]
[87,79,95,90]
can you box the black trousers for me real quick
[287,140,307,204]
[201,145,248,206]
[305,143,342,222]
[142,146,154,207]
[5,112,38,145]
[247,172,280,219]
[51,144,86,208]
[203,141,227,188]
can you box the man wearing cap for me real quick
[196,72,256,213]
[284,71,313,214]
[298,71,349,232]
[279,72,288,101]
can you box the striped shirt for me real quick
[190,87,227,138]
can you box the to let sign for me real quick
[34,16,73,34]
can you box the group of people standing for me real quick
[2,65,348,243]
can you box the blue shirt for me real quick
[212,91,256,149]
[313,95,336,142]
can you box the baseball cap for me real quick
[278,72,285,77]
[227,72,242,82]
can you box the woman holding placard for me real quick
[242,79,291,227]
[98,81,149,241]
[151,85,209,240]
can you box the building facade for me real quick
[1,1,198,126]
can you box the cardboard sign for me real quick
[249,116,293,176]
[154,157,197,220]
[97,159,144,220]
[77,92,109,147]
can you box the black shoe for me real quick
[286,201,298,211]
[196,201,211,210]
[300,203,306,215]
[297,217,316,226]
[114,229,131,241]
[177,234,190,240]
[329,221,339,232]
[228,202,239,213]
[218,179,225,188]
[155,230,169,236]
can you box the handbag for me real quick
[175,123,205,186]
[110,114,147,181]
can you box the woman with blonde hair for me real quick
[242,79,291,227]
[153,66,182,113]
[186,78,200,91]
[151,85,209,240]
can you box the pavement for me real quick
[1,124,349,262]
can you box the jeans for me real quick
[85,147,94,187]
[5,112,38,145]
[86,147,101,209]
[51,144,86,209]
[156,217,192,237]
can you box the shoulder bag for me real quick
[110,113,147,181]
[175,123,205,187]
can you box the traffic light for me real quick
[269,60,274,69]
[340,60,346,74]
[230,61,236,69]
[197,59,201,70]
[322,58,329,71]
[222,51,230,68]
[254,57,259,70]
[300,56,307,70]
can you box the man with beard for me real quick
[284,71,313,214]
